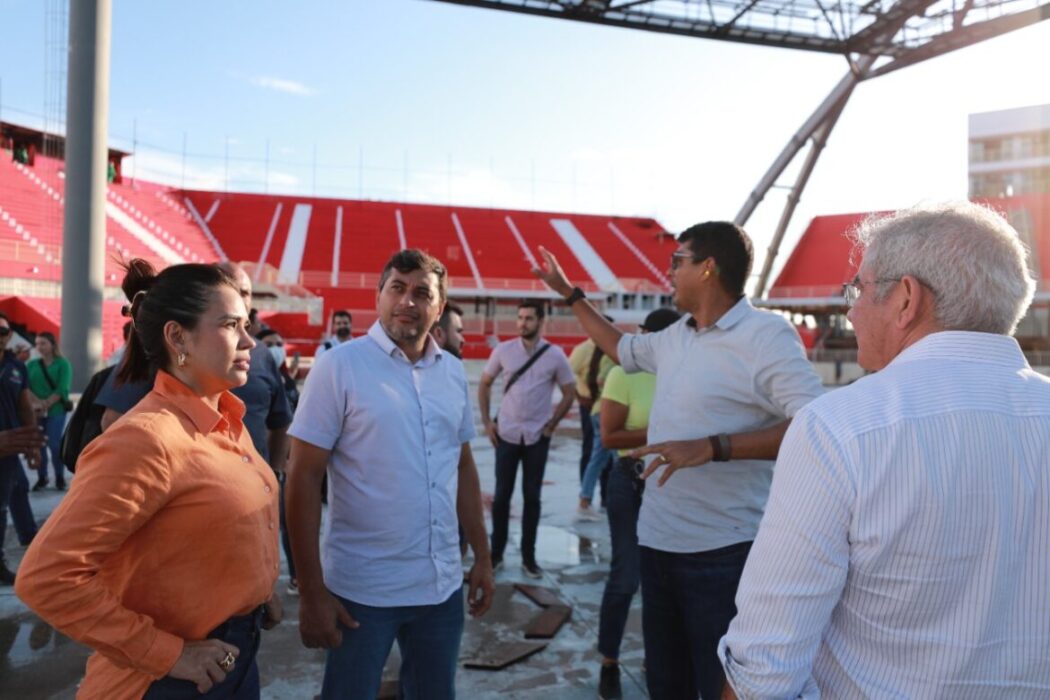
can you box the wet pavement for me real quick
[0,362,648,699]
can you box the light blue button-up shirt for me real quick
[720,331,1050,698]
[289,321,475,607]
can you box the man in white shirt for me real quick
[719,201,1050,699]
[314,309,352,358]
[286,249,494,700]
[533,221,824,699]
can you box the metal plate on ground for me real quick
[462,640,549,670]
[524,605,572,639]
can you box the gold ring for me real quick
[219,652,235,672]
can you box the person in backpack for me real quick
[314,310,352,359]
[26,331,72,491]
[16,259,281,699]
[59,363,113,473]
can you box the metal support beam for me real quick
[753,92,851,297]
[868,2,1050,78]
[733,54,875,229]
[61,0,111,391]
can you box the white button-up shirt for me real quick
[617,297,825,553]
[289,321,475,607]
[720,331,1050,699]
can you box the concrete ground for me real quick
[0,361,648,699]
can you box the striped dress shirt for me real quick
[719,331,1050,699]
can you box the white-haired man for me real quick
[719,201,1050,699]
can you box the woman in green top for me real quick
[594,308,680,700]
[27,332,71,490]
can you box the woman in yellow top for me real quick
[593,308,680,700]
[17,259,281,700]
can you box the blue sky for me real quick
[2,0,1049,283]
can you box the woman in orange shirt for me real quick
[16,259,281,699]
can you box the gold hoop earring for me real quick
[177,352,187,367]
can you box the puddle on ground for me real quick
[532,525,599,567]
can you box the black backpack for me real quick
[60,365,115,473]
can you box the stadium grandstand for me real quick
[1,120,679,360]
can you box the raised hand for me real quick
[530,247,573,297]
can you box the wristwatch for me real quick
[564,286,586,306]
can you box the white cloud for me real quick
[249,76,316,96]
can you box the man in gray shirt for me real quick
[534,221,823,699]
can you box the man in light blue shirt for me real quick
[720,202,1050,699]
[286,249,494,700]
[534,221,824,699]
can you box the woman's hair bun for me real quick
[120,259,158,300]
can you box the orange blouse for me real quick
[16,370,280,700]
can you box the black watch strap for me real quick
[565,286,586,306]
[709,433,731,462]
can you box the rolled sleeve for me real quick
[616,331,658,374]
[753,323,825,419]
[15,423,184,677]
[482,344,503,380]
[718,409,853,698]
[288,351,345,450]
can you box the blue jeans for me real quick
[490,435,550,564]
[143,607,263,699]
[578,400,594,482]
[579,413,613,502]
[0,460,38,562]
[640,541,752,700]
[597,460,644,660]
[37,414,66,486]
[322,589,464,700]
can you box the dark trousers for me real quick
[37,414,66,487]
[578,400,594,482]
[144,607,264,699]
[490,435,550,564]
[597,460,644,660]
[640,541,752,700]
[0,462,38,562]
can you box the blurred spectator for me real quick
[315,310,352,358]
[27,331,71,491]
[0,311,43,585]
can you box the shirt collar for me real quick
[888,330,1029,370]
[366,320,443,365]
[152,370,247,435]
[686,296,751,331]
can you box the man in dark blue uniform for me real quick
[0,312,45,584]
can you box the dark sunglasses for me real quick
[0,327,11,336]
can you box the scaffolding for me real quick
[429,0,1050,294]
